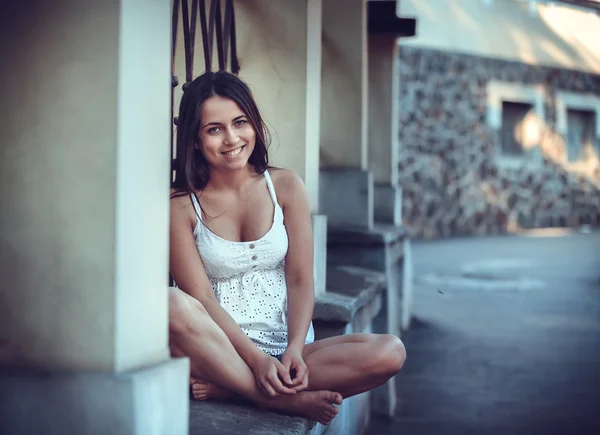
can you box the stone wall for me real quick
[397,47,600,238]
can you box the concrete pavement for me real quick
[367,229,600,435]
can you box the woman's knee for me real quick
[168,287,208,333]
[371,334,406,377]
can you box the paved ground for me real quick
[366,229,600,435]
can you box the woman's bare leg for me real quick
[168,288,342,424]
[301,333,406,398]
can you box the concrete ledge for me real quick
[327,224,408,246]
[189,400,325,435]
[0,358,189,435]
[313,267,385,324]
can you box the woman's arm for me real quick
[169,193,295,395]
[275,170,315,390]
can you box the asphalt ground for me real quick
[366,230,600,435]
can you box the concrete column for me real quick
[319,0,373,229]
[320,0,369,169]
[368,35,402,226]
[0,1,188,433]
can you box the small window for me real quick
[500,101,536,155]
[566,109,596,162]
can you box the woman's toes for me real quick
[333,393,342,405]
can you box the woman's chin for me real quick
[219,159,251,172]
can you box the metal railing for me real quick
[170,0,239,184]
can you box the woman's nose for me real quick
[224,128,239,145]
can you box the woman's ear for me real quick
[194,140,201,150]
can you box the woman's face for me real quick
[197,95,256,172]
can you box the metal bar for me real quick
[230,1,239,74]
[199,0,211,71]
[222,0,233,68]
[171,0,180,77]
[208,0,218,69]
[181,0,193,82]
[190,0,199,70]
[215,0,225,70]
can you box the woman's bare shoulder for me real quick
[268,168,306,203]
[268,168,303,189]
[170,189,197,226]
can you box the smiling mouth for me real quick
[222,145,245,157]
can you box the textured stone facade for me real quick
[398,47,600,238]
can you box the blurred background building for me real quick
[397,0,600,238]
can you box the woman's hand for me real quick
[281,347,309,392]
[251,353,297,397]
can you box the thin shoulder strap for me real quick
[189,192,203,222]
[263,170,278,205]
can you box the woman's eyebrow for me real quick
[201,115,246,129]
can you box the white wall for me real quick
[400,0,600,73]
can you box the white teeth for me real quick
[224,146,243,157]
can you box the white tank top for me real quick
[190,170,315,356]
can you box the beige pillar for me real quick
[0,1,188,433]
[320,0,369,169]
[319,0,373,228]
[368,35,402,225]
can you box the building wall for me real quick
[398,46,600,238]
[399,0,600,74]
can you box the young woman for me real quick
[168,71,406,425]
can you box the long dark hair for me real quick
[171,71,271,198]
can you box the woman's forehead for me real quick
[200,96,244,120]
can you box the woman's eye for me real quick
[234,119,247,127]
[207,127,220,134]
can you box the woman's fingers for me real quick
[269,368,296,395]
[292,364,307,386]
[260,379,277,397]
[291,369,309,391]
[276,360,294,386]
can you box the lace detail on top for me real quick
[190,170,314,355]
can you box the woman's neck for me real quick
[206,164,256,192]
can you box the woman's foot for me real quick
[190,377,233,401]
[264,390,343,425]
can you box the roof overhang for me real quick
[368,1,417,37]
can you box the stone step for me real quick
[189,400,326,435]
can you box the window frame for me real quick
[555,91,600,162]
[486,81,546,169]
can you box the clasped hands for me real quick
[251,346,309,397]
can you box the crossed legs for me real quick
[169,287,405,423]
[302,332,406,398]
